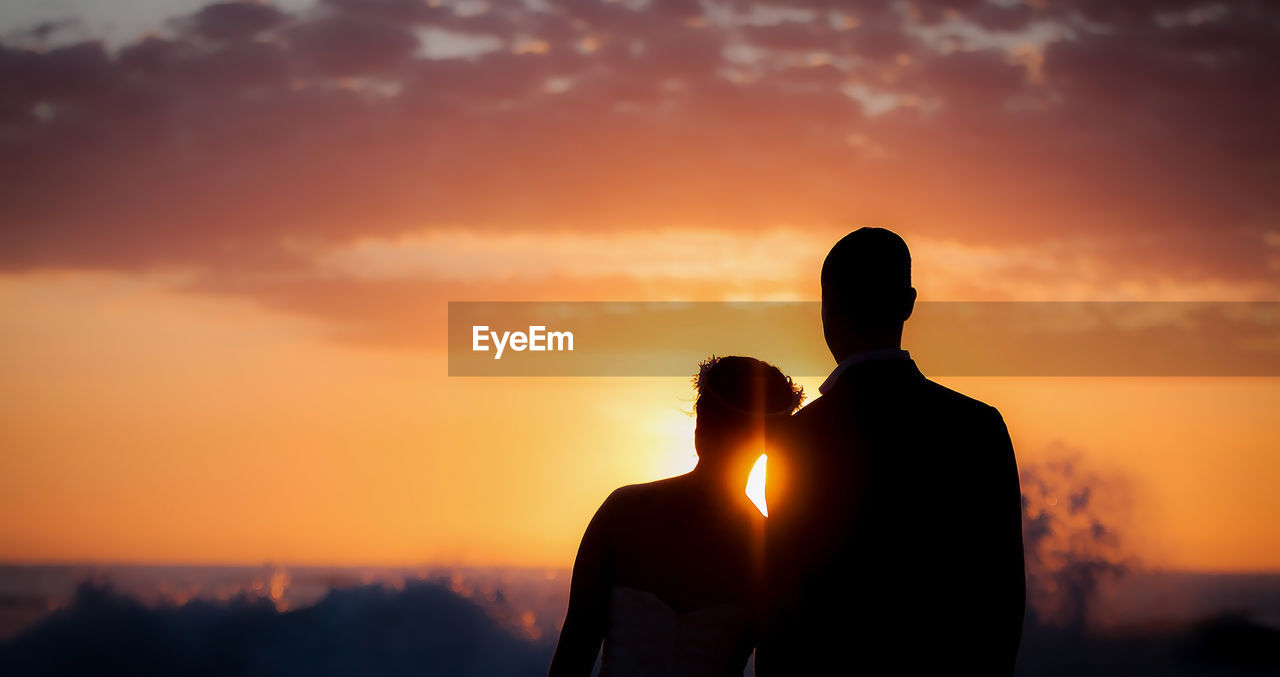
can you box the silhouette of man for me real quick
[759,228,1025,674]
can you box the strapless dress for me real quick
[599,585,754,677]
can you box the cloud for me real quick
[1019,446,1132,632]
[0,580,555,676]
[288,13,421,76]
[184,2,288,42]
[0,0,1277,339]
[1012,447,1280,675]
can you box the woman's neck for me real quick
[687,461,751,505]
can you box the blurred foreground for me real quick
[0,563,1276,676]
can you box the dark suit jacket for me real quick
[759,358,1025,675]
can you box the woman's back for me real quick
[549,355,803,676]
[597,476,761,677]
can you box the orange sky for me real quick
[1,266,1276,572]
[0,1,1278,572]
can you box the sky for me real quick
[0,0,1277,572]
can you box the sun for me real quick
[745,454,768,516]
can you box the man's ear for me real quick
[902,287,917,322]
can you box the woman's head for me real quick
[692,356,804,466]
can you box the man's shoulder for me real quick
[918,377,1002,420]
[791,375,1004,427]
[789,391,832,422]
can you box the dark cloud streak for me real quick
[0,0,1277,332]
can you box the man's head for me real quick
[820,227,916,361]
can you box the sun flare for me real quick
[746,454,768,516]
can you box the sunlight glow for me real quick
[746,454,768,516]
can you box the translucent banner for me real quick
[447,302,1280,377]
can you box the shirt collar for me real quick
[818,348,911,395]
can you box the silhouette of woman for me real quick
[548,356,804,677]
